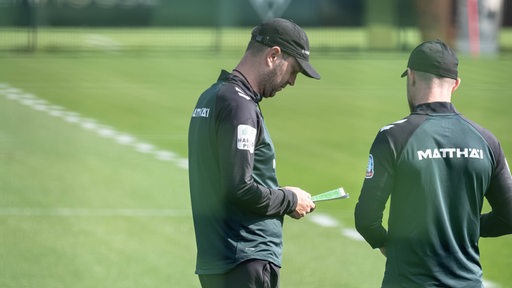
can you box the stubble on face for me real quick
[260,61,284,98]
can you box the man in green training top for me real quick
[188,18,319,288]
[355,40,512,287]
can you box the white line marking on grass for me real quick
[116,134,136,145]
[309,213,364,241]
[341,228,365,241]
[155,150,176,160]
[84,34,121,51]
[97,127,118,138]
[0,208,191,217]
[135,143,155,153]
[64,115,81,123]
[483,279,500,288]
[309,213,340,228]
[0,83,188,169]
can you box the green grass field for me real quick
[1,28,512,288]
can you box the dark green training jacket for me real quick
[355,102,512,288]
[188,70,298,275]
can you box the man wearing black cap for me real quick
[188,18,319,288]
[355,39,512,287]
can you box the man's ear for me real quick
[452,77,461,93]
[408,68,416,86]
[266,46,282,66]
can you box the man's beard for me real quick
[260,64,282,98]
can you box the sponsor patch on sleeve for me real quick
[365,154,374,179]
[237,125,256,153]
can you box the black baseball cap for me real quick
[251,18,320,80]
[401,39,458,80]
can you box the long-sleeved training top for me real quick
[355,102,512,288]
[188,70,298,275]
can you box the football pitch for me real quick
[1,29,512,287]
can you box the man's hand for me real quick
[284,186,316,219]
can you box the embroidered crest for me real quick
[365,154,374,179]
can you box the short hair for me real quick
[414,70,439,82]
[414,70,456,87]
[245,39,291,60]
[245,39,268,55]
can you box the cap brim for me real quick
[400,69,408,78]
[297,58,320,80]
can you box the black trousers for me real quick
[199,259,280,288]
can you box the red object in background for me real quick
[467,0,480,56]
